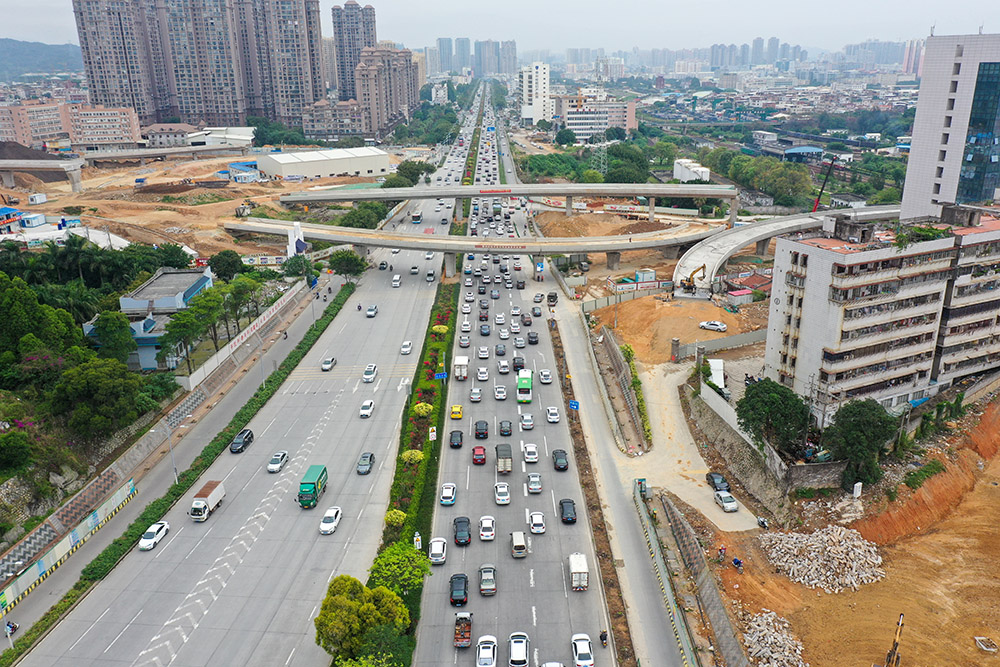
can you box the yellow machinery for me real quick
[680,264,706,293]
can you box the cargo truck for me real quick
[495,443,512,474]
[189,481,225,522]
[298,465,329,508]
[454,612,473,648]
[568,552,589,591]
[454,355,469,381]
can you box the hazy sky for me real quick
[3,0,998,53]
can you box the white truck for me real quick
[189,480,225,522]
[454,355,469,381]
[568,552,589,591]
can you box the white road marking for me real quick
[154,527,183,559]
[185,525,214,560]
[352,379,360,393]
[531,605,537,627]
[285,648,296,665]
[104,610,141,653]
[69,607,110,652]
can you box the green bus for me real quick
[516,369,532,404]
[298,465,328,508]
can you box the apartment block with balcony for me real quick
[764,207,1000,424]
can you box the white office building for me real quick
[901,33,1000,220]
[519,62,553,125]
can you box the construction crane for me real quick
[812,156,837,213]
[873,613,904,667]
[680,264,706,293]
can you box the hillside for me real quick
[0,38,82,81]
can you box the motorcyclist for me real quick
[283,331,288,340]
[5,621,15,635]
[599,630,608,647]
[357,303,362,311]
[733,557,744,571]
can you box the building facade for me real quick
[354,48,419,138]
[500,41,518,76]
[454,38,471,71]
[437,38,453,73]
[331,1,377,102]
[0,100,141,151]
[551,88,636,140]
[301,100,363,141]
[902,34,1000,220]
[519,62,552,125]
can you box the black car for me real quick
[521,314,532,326]
[479,310,489,322]
[516,280,526,290]
[495,344,506,356]
[559,498,577,524]
[453,516,472,545]
[478,285,487,294]
[552,449,569,471]
[480,324,491,336]
[706,472,730,491]
[512,357,525,372]
[499,420,512,436]
[499,264,509,273]
[356,451,375,475]
[475,420,489,439]
[527,332,539,345]
[378,261,388,270]
[229,428,254,453]
[492,256,500,264]
[450,430,464,449]
[449,573,469,606]
[532,306,542,317]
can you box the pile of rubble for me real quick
[759,525,885,593]
[741,610,808,667]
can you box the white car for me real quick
[461,320,472,332]
[539,369,552,384]
[465,292,475,302]
[498,328,510,340]
[494,482,511,505]
[425,251,434,260]
[400,341,412,355]
[520,413,534,430]
[526,472,542,494]
[714,490,739,512]
[319,506,342,534]
[391,248,400,254]
[477,367,489,381]
[479,515,496,541]
[571,633,595,667]
[528,511,545,534]
[428,537,447,564]
[513,337,526,349]
[462,303,472,314]
[440,483,458,505]
[470,387,483,402]
[359,399,375,418]
[476,636,498,667]
[478,346,490,359]
[362,364,377,382]
[138,521,169,550]
[522,443,538,463]
[497,360,510,374]
[267,450,288,473]
[546,407,560,423]
[494,313,505,325]
[699,320,728,332]
[465,277,473,286]
[494,385,507,400]
[511,305,521,316]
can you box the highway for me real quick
[411,87,608,667]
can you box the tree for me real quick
[380,175,414,189]
[652,140,677,166]
[189,287,226,351]
[368,542,430,597]
[395,160,435,185]
[735,378,810,455]
[226,274,257,331]
[50,358,147,442]
[314,575,410,660]
[604,127,627,141]
[283,254,313,279]
[158,308,205,374]
[0,430,32,471]
[208,250,244,281]
[535,119,552,131]
[92,311,137,364]
[554,129,577,145]
[605,165,646,183]
[336,652,403,667]
[580,169,604,183]
[823,400,898,489]
[328,250,367,284]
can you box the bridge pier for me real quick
[0,170,13,189]
[606,251,621,270]
[353,244,368,258]
[565,196,573,216]
[444,252,456,278]
[660,246,680,259]
[67,167,83,193]
[755,238,770,255]
[648,197,656,223]
[729,197,738,228]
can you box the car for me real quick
[495,312,506,325]
[267,450,288,473]
[411,265,419,274]
[715,490,739,512]
[378,260,388,270]
[428,537,447,564]
[494,385,507,400]
[425,251,434,260]
[513,337,525,349]
[516,280,526,290]
[505,280,513,289]
[520,443,538,463]
[464,265,473,275]
[356,451,375,474]
[400,341,412,355]
[319,506,343,534]
[498,359,510,374]
[508,632,530,667]
[509,321,521,334]
[534,293,544,303]
[493,275,502,283]
[449,573,469,606]
[494,482,511,505]
[478,284,487,295]
[520,413,534,430]
[440,483,458,505]
[498,328,510,340]
[706,472,730,491]
[476,636,498,666]
[479,309,489,320]
[510,305,521,316]
[528,511,546,534]
[472,446,486,465]
[527,332,539,345]
[138,521,169,550]
[453,516,472,545]
[449,430,464,448]
[477,367,489,381]
[495,344,506,356]
[699,320,728,332]
[479,564,497,596]
[552,449,569,471]
[537,369,553,385]
[527,472,542,494]
[546,407,560,423]
[359,399,375,418]
[559,498,577,523]
[459,335,471,348]
[362,364,377,383]
[229,428,254,453]
[366,305,378,318]
[480,298,490,310]
[521,314,533,326]
[461,303,472,314]
[462,320,472,333]
[499,420,512,436]
[391,248,400,254]
[480,324,491,336]
[491,289,500,299]
[478,346,490,359]
[479,515,496,540]
[321,357,336,371]
[571,633,595,667]
[450,404,464,419]
[470,387,483,402]
[475,420,489,439]
[466,292,476,303]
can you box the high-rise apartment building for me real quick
[322,38,339,95]
[902,39,925,76]
[552,87,636,140]
[0,100,141,151]
[902,34,1000,220]
[437,38,453,73]
[411,51,427,88]
[766,37,779,64]
[500,41,518,75]
[425,46,440,75]
[519,62,552,125]
[332,1,377,101]
[474,40,501,75]
[455,38,471,71]
[595,56,625,81]
[751,37,764,65]
[354,47,419,138]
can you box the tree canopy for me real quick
[554,129,577,145]
[380,175,415,189]
[314,575,409,660]
[92,311,137,364]
[395,160,436,185]
[367,542,430,597]
[823,399,898,488]
[50,357,150,442]
[328,250,368,284]
[208,250,244,281]
[735,378,810,455]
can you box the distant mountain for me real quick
[0,38,83,82]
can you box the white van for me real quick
[391,275,401,288]
[510,531,527,558]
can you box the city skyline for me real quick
[5,0,997,54]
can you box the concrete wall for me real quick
[786,460,848,489]
[676,329,767,360]
[580,288,668,313]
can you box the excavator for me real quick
[0,193,20,206]
[679,264,706,293]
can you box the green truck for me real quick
[298,465,328,508]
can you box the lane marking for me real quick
[69,607,110,652]
[104,609,141,653]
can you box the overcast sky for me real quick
[3,0,998,54]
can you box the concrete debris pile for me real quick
[741,610,808,667]
[759,525,885,593]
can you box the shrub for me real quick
[411,402,433,418]
[384,509,406,527]
[903,459,946,489]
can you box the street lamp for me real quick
[155,415,191,486]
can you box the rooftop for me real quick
[794,211,1000,255]
[129,268,208,301]
[263,147,387,165]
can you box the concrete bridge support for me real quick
[661,246,680,260]
[353,244,369,258]
[0,170,13,189]
[565,196,573,216]
[755,238,770,256]
[67,168,83,193]
[729,197,738,227]
[649,197,656,223]
[444,252,456,278]
[606,251,621,270]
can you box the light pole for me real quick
[156,415,190,486]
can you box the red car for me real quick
[472,446,486,465]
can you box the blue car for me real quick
[467,253,475,260]
[464,265,472,274]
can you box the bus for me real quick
[298,465,328,508]
[411,211,422,223]
[516,369,533,404]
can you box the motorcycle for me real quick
[323,295,327,302]
[4,622,17,636]
[757,516,769,531]
[283,331,288,340]
[732,558,744,574]
[599,631,608,648]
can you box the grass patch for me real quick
[903,458,946,489]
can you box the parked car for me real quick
[714,490,739,512]
[706,472,730,491]
[699,320,728,332]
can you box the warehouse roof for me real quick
[262,147,387,165]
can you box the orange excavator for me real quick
[680,264,706,293]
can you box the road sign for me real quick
[435,372,448,379]
[429,427,437,442]
[569,400,580,410]
[487,126,495,132]
[535,262,544,273]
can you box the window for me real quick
[942,133,949,145]
[934,183,942,194]
[936,166,944,178]
[955,45,964,58]
[944,116,952,128]
[950,80,959,93]
[953,63,962,76]
[791,251,799,265]
[801,255,808,268]
[947,98,956,111]
[939,150,948,161]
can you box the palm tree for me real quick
[82,245,109,287]
[22,253,54,285]
[43,242,64,282]
[33,280,102,323]
[0,241,26,278]
[61,235,90,283]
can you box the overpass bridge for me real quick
[0,158,86,193]
[81,144,248,166]
[224,216,725,275]
[673,205,901,292]
[280,183,740,223]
